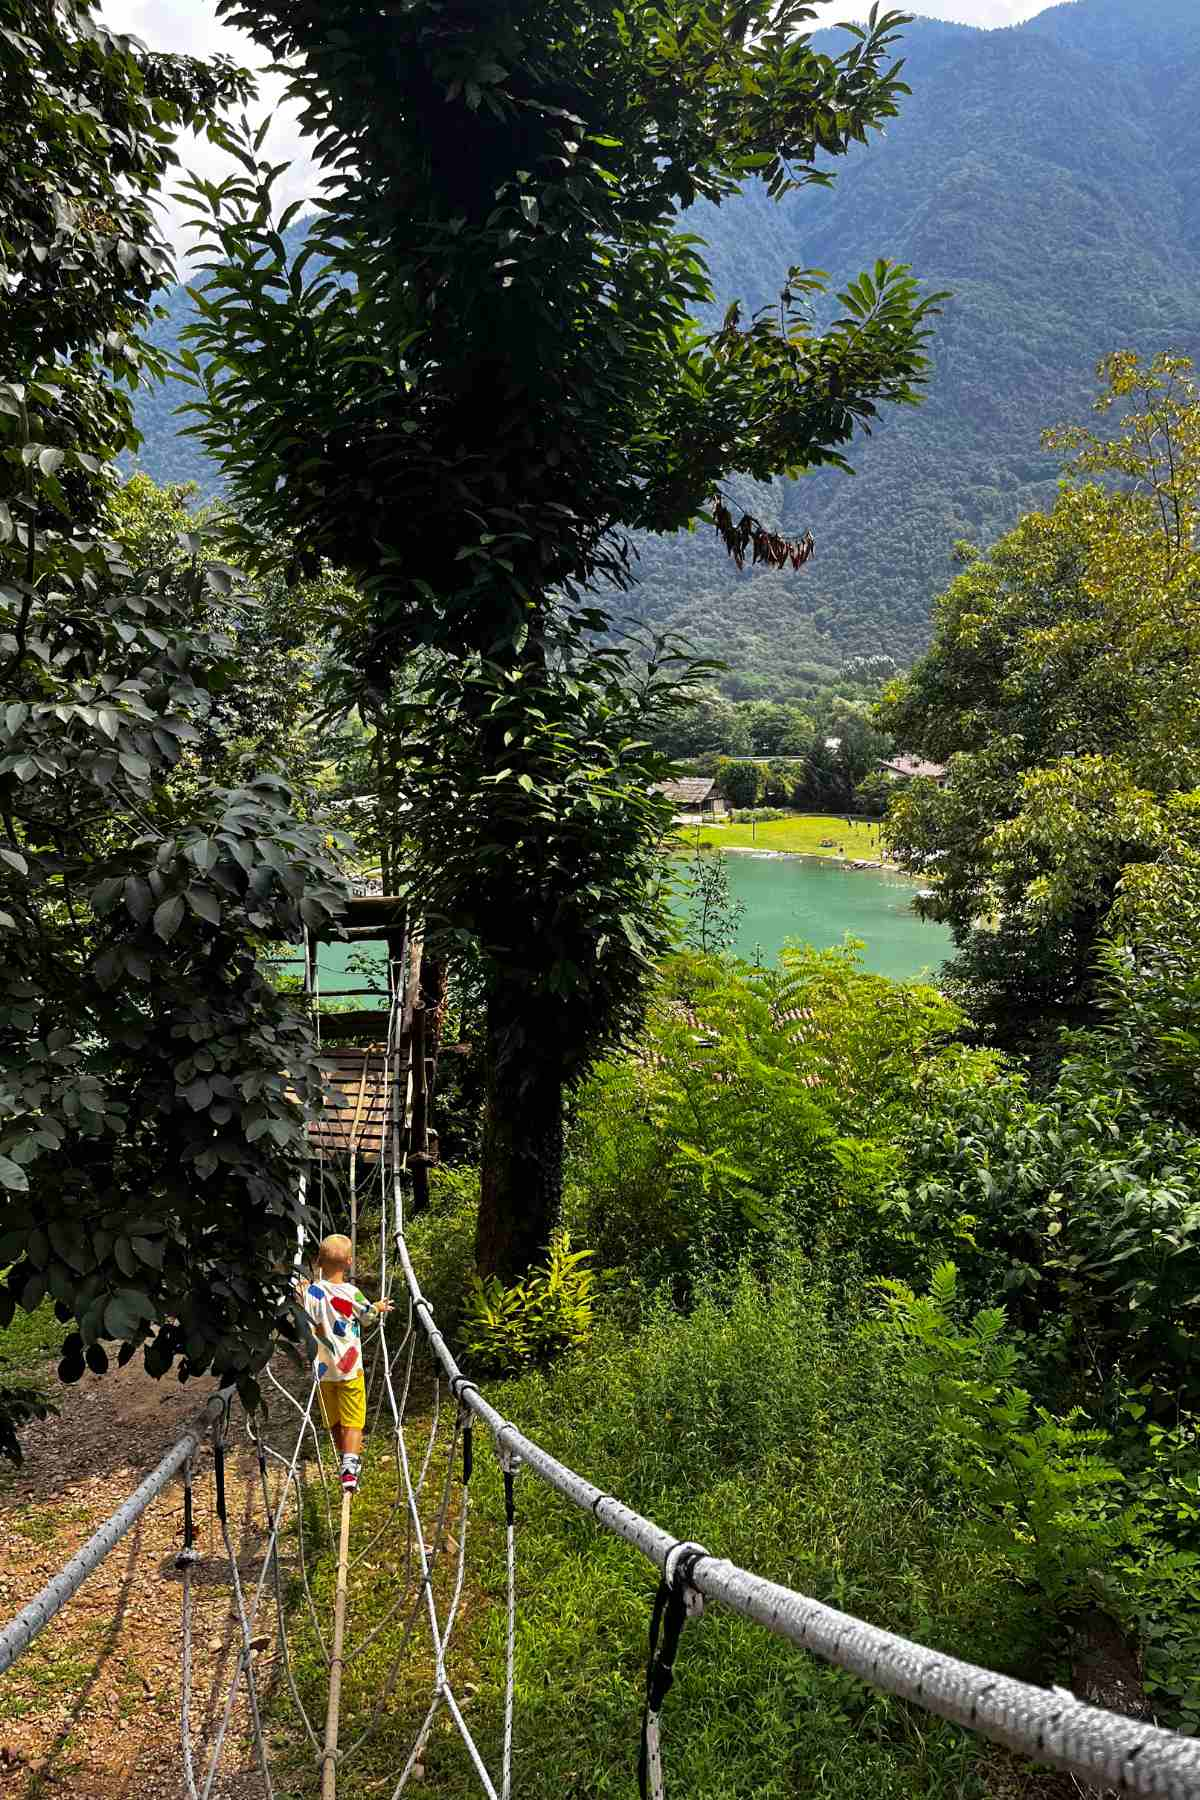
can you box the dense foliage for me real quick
[653,677,896,812]
[0,3,344,1447]
[128,0,1200,692]
[392,917,1200,1790]
[389,636,687,1273]
[176,0,943,1275]
[6,0,1200,1781]
[881,353,1200,1046]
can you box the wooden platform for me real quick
[308,1047,393,1160]
[300,898,411,1160]
[310,894,407,943]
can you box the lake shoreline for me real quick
[673,845,953,977]
[710,845,918,879]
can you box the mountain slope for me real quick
[627,0,1200,689]
[129,0,1200,694]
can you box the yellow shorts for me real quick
[318,1372,366,1431]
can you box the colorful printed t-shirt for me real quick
[302,1278,372,1383]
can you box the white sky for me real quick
[100,0,1062,260]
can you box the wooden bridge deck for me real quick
[308,1046,393,1159]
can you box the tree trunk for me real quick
[475,993,564,1282]
[419,951,449,1065]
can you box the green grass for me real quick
[265,1398,489,1797]
[0,1298,63,1379]
[0,1625,100,1724]
[682,813,884,858]
[0,1294,63,1475]
[290,1264,1064,1800]
[8,1505,64,1545]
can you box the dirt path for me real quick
[0,1360,300,1800]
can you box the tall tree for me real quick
[0,3,343,1444]
[879,353,1200,1050]
[181,0,944,1276]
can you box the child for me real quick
[299,1233,391,1492]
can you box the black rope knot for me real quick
[213,1441,228,1526]
[450,1374,481,1408]
[501,1449,521,1527]
[638,1540,708,1798]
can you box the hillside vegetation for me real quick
[129,0,1200,693]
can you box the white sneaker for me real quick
[340,1454,361,1493]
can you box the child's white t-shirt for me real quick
[302,1277,372,1383]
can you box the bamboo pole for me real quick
[321,1489,353,1800]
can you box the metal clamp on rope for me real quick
[213,1441,228,1527]
[638,1541,708,1800]
[500,1446,522,1528]
[175,1458,200,1571]
[450,1373,481,1408]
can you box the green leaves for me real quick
[1,420,345,1436]
[461,1235,596,1374]
[186,884,222,925]
[880,354,1200,1047]
[878,1265,1136,1613]
[168,0,945,1275]
[153,893,185,941]
[103,1289,154,1341]
[681,843,745,956]
[0,1155,29,1193]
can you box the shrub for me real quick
[437,1262,1042,1800]
[564,947,965,1296]
[876,1264,1137,1615]
[461,1235,596,1374]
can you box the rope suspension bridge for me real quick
[4,905,1200,1798]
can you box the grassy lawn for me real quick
[0,1291,62,1478]
[0,1294,62,1380]
[680,812,884,858]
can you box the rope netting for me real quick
[165,968,521,1799]
[5,939,1200,1799]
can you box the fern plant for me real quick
[461,1235,596,1375]
[877,1262,1139,1612]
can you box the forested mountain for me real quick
[131,0,1200,695]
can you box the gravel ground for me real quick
[0,1359,302,1800]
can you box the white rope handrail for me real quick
[0,1384,234,1677]
[392,1223,1200,1800]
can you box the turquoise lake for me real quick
[676,852,954,981]
[307,855,952,989]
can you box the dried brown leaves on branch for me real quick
[712,497,816,572]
